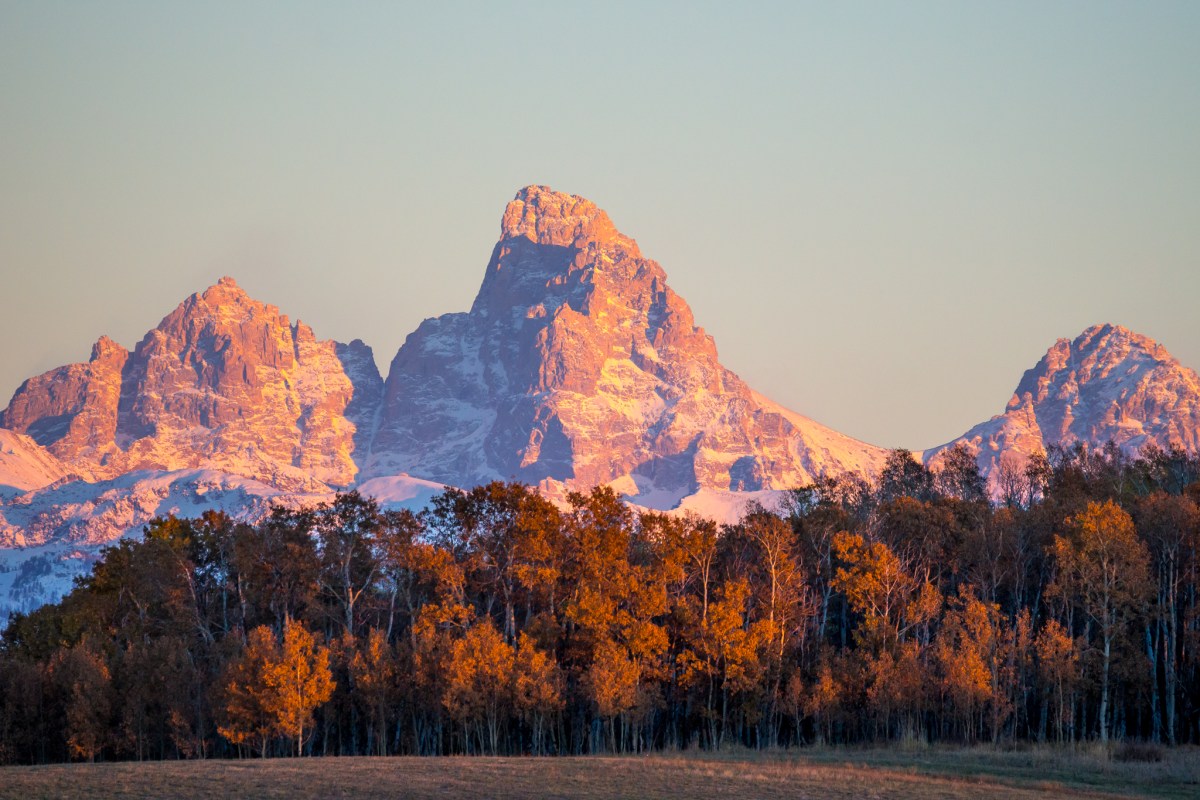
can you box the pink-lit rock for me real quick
[369,185,886,500]
[1,277,382,489]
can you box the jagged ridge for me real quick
[3,187,1200,617]
[1,277,383,490]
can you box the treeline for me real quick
[1,442,1199,762]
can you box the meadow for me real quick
[0,745,1196,800]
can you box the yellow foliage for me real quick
[1051,500,1152,629]
[587,637,639,718]
[514,632,564,718]
[218,620,335,756]
[350,627,398,754]
[441,620,514,733]
[832,531,919,646]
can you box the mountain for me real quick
[0,278,390,619]
[927,323,1200,482]
[365,185,886,506]
[4,187,1199,618]
[0,277,382,490]
[2,187,886,519]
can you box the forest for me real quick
[1,442,1198,763]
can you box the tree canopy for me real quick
[2,443,1199,761]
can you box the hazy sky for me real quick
[2,2,1197,450]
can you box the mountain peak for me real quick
[500,185,626,251]
[3,278,381,489]
[1071,322,1171,362]
[1074,322,1136,348]
[372,186,885,495]
[1015,323,1181,410]
[930,322,1200,490]
[150,278,290,348]
[89,335,127,364]
[471,187,646,319]
[195,275,258,307]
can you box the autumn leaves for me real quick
[0,443,1198,762]
[217,621,334,757]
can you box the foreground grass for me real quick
[0,745,1196,800]
[797,743,1200,799]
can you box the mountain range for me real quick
[1,185,1198,617]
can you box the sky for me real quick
[1,2,1198,450]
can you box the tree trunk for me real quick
[1145,620,1161,742]
[1100,630,1111,742]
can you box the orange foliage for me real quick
[218,620,334,756]
[349,627,398,755]
[1050,500,1151,740]
[935,590,1010,741]
[49,639,111,762]
[1034,619,1079,742]
[442,620,514,754]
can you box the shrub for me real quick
[1114,741,1164,763]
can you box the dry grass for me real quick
[0,745,1196,800]
[779,741,1200,798]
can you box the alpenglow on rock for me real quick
[927,323,1200,483]
[0,277,383,490]
[0,428,67,499]
[366,185,886,504]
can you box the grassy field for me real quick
[0,745,1196,799]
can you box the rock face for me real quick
[0,278,382,490]
[367,185,886,503]
[928,324,1200,482]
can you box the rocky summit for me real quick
[1,277,382,491]
[927,323,1200,484]
[366,186,886,505]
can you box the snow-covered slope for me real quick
[927,324,1200,486]
[0,469,445,620]
[0,469,330,618]
[638,487,789,525]
[0,428,68,499]
[356,474,447,510]
[0,469,328,549]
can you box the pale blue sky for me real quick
[2,2,1197,449]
